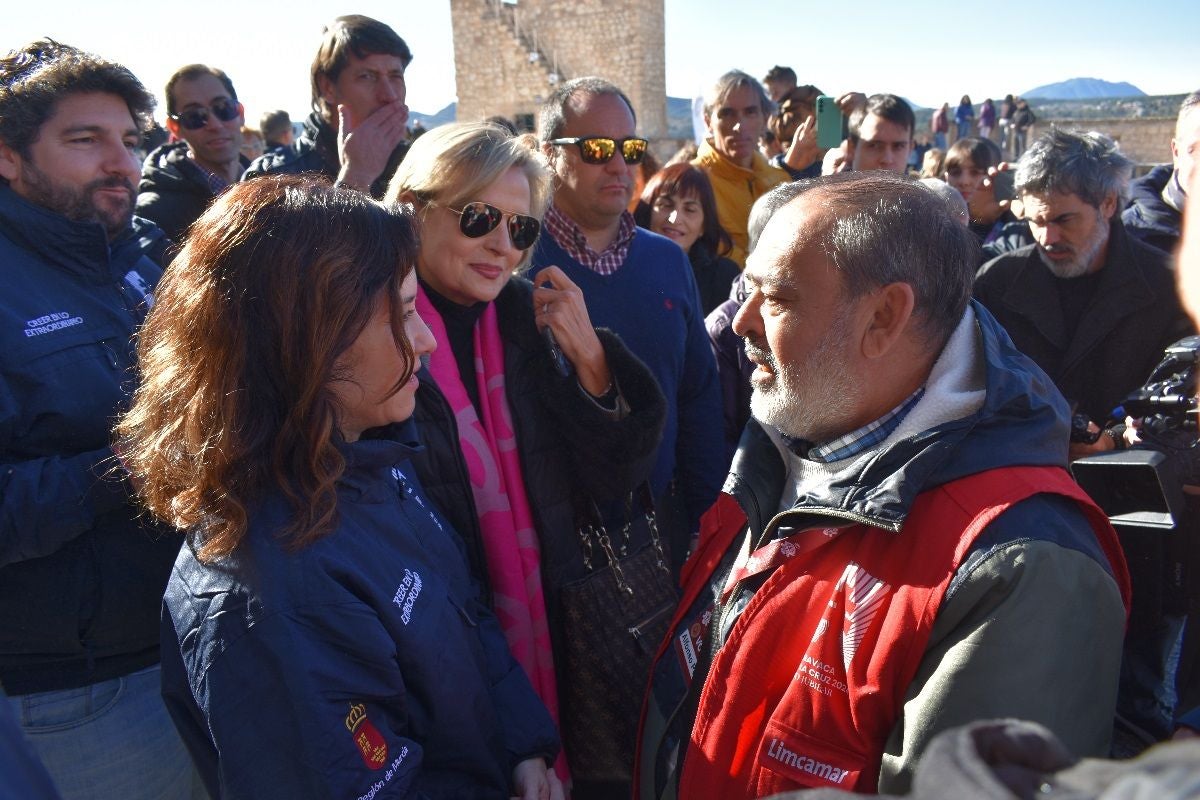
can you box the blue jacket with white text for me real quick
[161,421,559,799]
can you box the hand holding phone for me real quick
[816,95,849,151]
[989,168,1015,203]
[542,325,572,378]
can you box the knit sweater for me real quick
[531,228,725,541]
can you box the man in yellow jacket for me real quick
[693,70,789,267]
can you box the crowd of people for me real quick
[2,15,1199,800]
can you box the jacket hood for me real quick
[139,141,210,196]
[729,300,1070,532]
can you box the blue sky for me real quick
[9,1,1197,126]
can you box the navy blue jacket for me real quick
[1122,164,1182,255]
[0,186,180,694]
[161,422,558,799]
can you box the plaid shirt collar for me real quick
[542,203,636,276]
[186,152,231,196]
[780,387,925,463]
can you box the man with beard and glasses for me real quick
[975,129,1193,461]
[636,173,1130,799]
[0,40,201,797]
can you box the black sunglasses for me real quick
[170,97,240,131]
[547,136,649,165]
[445,201,541,250]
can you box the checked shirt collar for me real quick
[543,203,636,276]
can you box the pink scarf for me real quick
[416,287,565,776]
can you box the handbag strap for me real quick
[573,482,670,596]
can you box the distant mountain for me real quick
[409,103,457,129]
[1024,78,1145,101]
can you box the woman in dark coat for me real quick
[634,162,740,315]
[385,123,668,797]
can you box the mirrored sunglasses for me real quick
[548,136,649,165]
[449,201,541,250]
[170,97,240,131]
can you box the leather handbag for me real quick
[558,484,679,783]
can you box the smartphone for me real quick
[990,170,1015,203]
[815,95,847,150]
[542,326,572,378]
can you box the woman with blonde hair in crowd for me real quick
[385,122,667,798]
[118,175,563,799]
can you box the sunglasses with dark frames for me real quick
[442,201,542,250]
[169,97,240,131]
[547,136,649,165]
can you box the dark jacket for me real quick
[409,277,667,628]
[0,186,181,695]
[243,112,408,199]
[161,422,558,800]
[136,141,249,244]
[705,272,752,465]
[974,219,1194,423]
[688,244,740,316]
[979,215,1034,264]
[1122,164,1182,255]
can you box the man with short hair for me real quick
[259,108,294,151]
[0,39,199,797]
[244,14,410,197]
[761,65,797,104]
[534,77,724,556]
[637,172,1129,798]
[976,131,1194,745]
[136,64,248,242]
[845,93,914,173]
[976,129,1193,453]
[1123,90,1199,254]
[532,76,723,797]
[693,70,790,266]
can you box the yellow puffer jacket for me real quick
[692,140,789,267]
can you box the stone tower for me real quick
[449,0,667,140]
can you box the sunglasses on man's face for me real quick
[170,97,240,131]
[547,136,649,165]
[446,201,541,250]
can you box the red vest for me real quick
[637,466,1130,798]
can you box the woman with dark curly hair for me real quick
[117,175,562,800]
[635,162,740,315]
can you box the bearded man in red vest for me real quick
[636,172,1131,799]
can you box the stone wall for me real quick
[450,0,667,139]
[1040,117,1174,166]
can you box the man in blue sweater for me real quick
[532,77,724,569]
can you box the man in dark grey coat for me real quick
[975,129,1193,457]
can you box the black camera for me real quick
[1070,336,1200,745]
